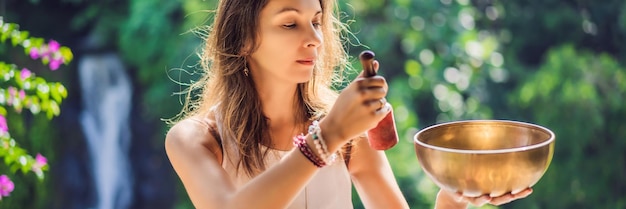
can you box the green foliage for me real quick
[472,0,626,207]
[505,45,626,209]
[0,19,73,70]
[0,16,72,202]
[0,133,47,179]
[0,62,68,119]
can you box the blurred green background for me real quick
[1,0,625,208]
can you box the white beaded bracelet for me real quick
[308,120,336,165]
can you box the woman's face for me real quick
[248,0,323,85]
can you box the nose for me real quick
[304,25,323,48]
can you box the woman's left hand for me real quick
[435,188,533,208]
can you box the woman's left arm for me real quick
[348,137,410,209]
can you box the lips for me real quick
[296,58,315,66]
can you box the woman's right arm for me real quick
[165,119,320,209]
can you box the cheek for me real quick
[256,32,297,61]
[261,31,298,54]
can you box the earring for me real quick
[243,56,249,77]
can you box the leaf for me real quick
[36,82,50,101]
[29,102,41,115]
[36,170,45,181]
[24,45,32,55]
[49,100,60,116]
[20,163,30,174]
[4,154,11,165]
[10,163,20,173]
[50,84,62,103]
[11,31,21,46]
[0,23,16,42]
[59,46,74,63]
[46,108,53,119]
[19,31,29,44]
[19,30,30,48]
[42,56,50,65]
[29,37,44,48]
[57,83,68,98]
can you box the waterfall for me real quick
[78,53,133,209]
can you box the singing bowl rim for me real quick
[414,119,555,154]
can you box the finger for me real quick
[365,97,386,111]
[365,99,384,112]
[360,87,387,102]
[374,102,392,116]
[465,195,491,207]
[512,188,533,198]
[352,76,385,91]
[359,76,387,89]
[489,193,515,206]
[373,60,380,73]
[370,97,387,111]
[352,77,367,91]
[490,188,532,206]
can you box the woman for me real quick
[165,0,531,208]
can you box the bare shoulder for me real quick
[165,117,211,147]
[164,116,234,208]
[165,116,222,162]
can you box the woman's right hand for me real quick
[320,71,391,149]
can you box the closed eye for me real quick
[312,22,322,28]
[283,24,296,29]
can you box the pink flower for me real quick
[32,153,48,176]
[0,115,7,133]
[48,40,60,52]
[29,48,40,59]
[7,87,16,97]
[20,68,32,79]
[0,175,14,197]
[35,153,47,166]
[49,59,62,71]
[7,87,16,106]
[19,90,26,99]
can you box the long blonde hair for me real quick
[175,0,350,176]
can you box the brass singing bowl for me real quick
[414,120,555,197]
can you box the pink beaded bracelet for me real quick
[293,134,326,168]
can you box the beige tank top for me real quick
[215,121,354,208]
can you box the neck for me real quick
[256,82,308,150]
[256,81,296,119]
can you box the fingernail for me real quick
[383,103,392,112]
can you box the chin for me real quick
[294,75,313,84]
[292,68,314,83]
